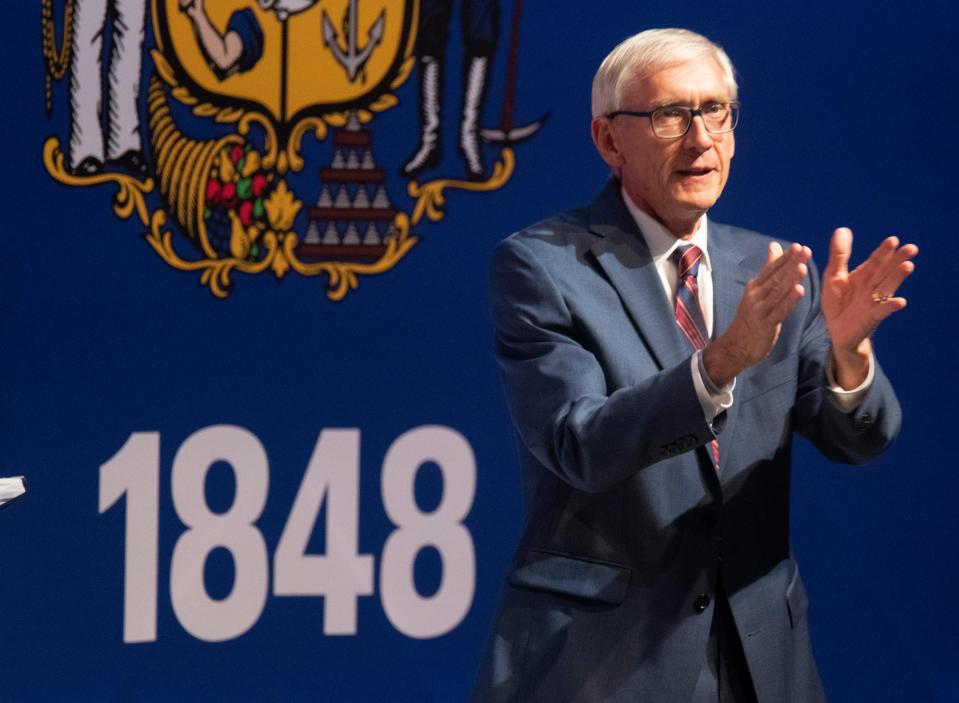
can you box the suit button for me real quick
[856,413,874,429]
[693,594,710,613]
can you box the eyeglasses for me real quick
[606,101,740,139]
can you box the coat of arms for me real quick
[41,0,544,298]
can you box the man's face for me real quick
[603,58,735,237]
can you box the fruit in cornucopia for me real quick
[219,152,235,182]
[205,179,221,204]
[230,145,245,165]
[241,150,261,177]
[253,198,265,219]
[228,210,258,259]
[237,177,253,201]
[220,181,238,209]
[252,174,269,197]
[239,200,254,227]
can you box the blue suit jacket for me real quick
[472,181,901,703]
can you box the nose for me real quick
[684,114,714,151]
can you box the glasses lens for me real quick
[651,107,690,138]
[703,103,739,133]
[649,103,740,137]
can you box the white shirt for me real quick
[621,187,872,422]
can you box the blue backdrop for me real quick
[1,1,956,701]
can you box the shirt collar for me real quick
[621,186,711,272]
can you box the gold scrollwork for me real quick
[285,213,419,301]
[287,117,329,173]
[408,148,515,226]
[144,187,417,301]
[42,137,154,225]
[146,209,282,299]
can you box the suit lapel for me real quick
[708,226,748,344]
[587,181,689,371]
[707,222,752,478]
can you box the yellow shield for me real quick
[153,0,417,126]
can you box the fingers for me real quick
[725,242,811,368]
[872,296,908,323]
[767,240,783,264]
[862,236,900,284]
[767,282,807,322]
[755,242,810,288]
[873,259,916,301]
[866,238,919,298]
[825,227,852,278]
[742,242,810,328]
[753,243,810,305]
[823,230,917,349]
[857,236,917,281]
[861,238,916,328]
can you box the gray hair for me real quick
[591,28,738,118]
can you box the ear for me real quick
[591,117,625,170]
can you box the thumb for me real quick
[826,227,852,277]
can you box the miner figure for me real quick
[402,0,499,181]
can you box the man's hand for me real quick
[703,242,812,387]
[822,227,918,389]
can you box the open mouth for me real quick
[676,167,714,177]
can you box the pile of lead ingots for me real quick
[304,113,400,249]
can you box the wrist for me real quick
[703,338,746,389]
[831,340,872,390]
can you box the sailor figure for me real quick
[69,0,148,176]
[402,0,499,181]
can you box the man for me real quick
[69,0,148,176]
[472,28,917,703]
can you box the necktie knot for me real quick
[673,243,703,281]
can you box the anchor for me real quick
[480,0,548,145]
[322,0,385,83]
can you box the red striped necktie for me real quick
[672,244,720,470]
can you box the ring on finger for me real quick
[871,289,890,303]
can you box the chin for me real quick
[672,192,720,213]
[671,176,723,205]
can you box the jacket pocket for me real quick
[508,548,631,605]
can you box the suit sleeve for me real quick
[791,259,902,463]
[490,236,718,493]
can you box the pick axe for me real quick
[480,0,549,145]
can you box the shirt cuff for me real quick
[691,351,735,423]
[825,349,875,411]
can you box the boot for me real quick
[459,54,490,181]
[402,56,443,179]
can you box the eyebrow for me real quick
[647,97,731,110]
[648,99,685,109]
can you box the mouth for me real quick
[675,166,715,178]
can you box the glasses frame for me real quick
[606,101,741,139]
